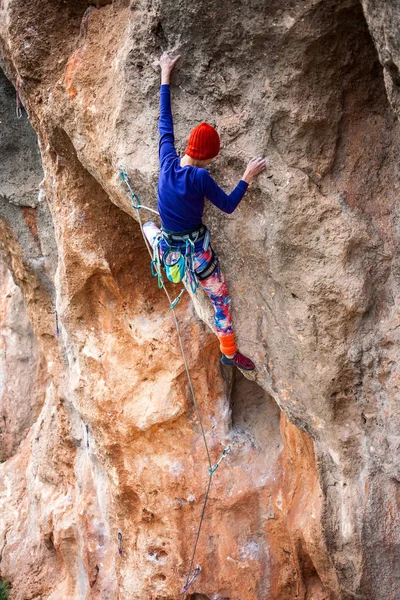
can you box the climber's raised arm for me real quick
[158,52,180,165]
[197,156,267,214]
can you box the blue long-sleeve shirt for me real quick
[158,84,248,232]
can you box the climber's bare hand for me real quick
[242,157,267,184]
[159,52,181,70]
[159,52,181,83]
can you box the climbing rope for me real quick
[119,167,231,598]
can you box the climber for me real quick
[143,52,266,371]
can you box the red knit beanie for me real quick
[185,122,220,160]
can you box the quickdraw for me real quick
[119,167,159,215]
[182,565,201,593]
[208,445,231,475]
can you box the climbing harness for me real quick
[153,222,213,294]
[119,167,232,598]
[161,223,208,245]
[158,224,212,289]
[151,233,199,293]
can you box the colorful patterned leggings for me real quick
[143,222,237,356]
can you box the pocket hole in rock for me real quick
[230,369,281,451]
[147,548,168,563]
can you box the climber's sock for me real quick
[219,332,237,356]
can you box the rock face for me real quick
[0,0,400,598]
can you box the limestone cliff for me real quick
[0,0,399,598]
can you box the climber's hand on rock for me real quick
[159,52,181,84]
[242,157,267,184]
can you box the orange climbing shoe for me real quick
[220,352,255,371]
